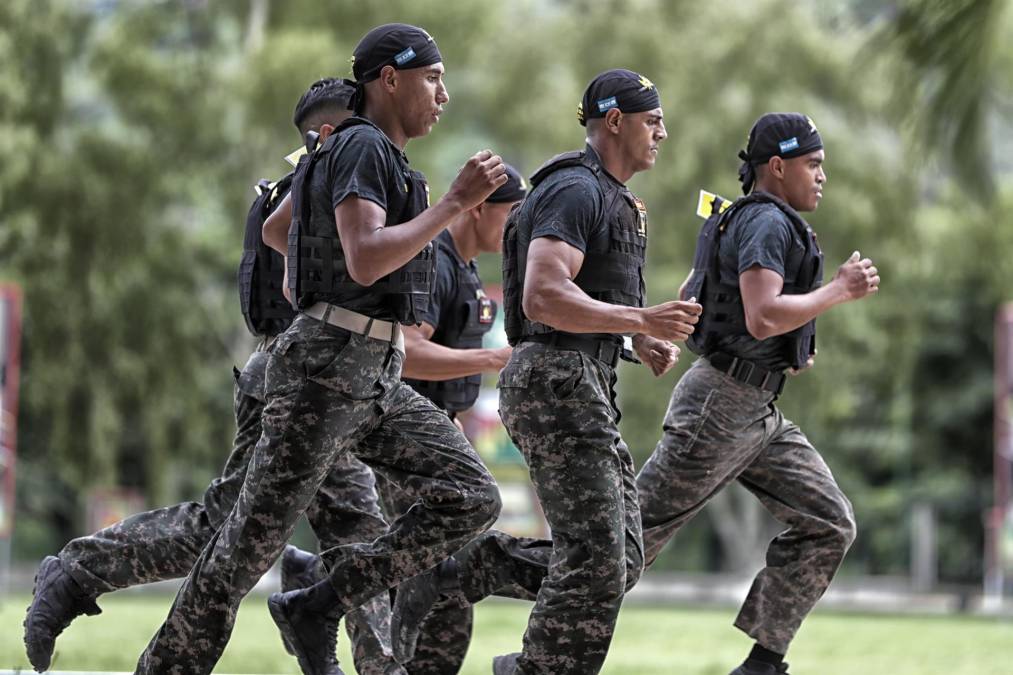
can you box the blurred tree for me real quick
[2,0,1010,587]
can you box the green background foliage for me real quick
[2,0,1012,585]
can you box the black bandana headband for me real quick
[578,69,661,127]
[344,23,443,112]
[738,112,823,194]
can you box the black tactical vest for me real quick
[404,232,497,412]
[286,117,435,325]
[683,191,824,369]
[238,173,297,337]
[502,148,646,345]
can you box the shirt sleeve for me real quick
[415,247,454,331]
[529,174,605,253]
[734,205,794,278]
[327,128,392,212]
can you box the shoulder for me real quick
[531,167,604,208]
[329,124,393,160]
[730,202,793,240]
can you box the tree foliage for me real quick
[2,0,1011,584]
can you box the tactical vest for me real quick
[683,191,824,369]
[502,149,646,344]
[286,117,435,325]
[404,233,497,412]
[238,173,297,337]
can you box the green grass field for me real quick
[1,593,1011,674]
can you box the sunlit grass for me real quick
[1,593,1010,674]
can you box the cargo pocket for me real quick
[305,333,383,400]
[547,353,596,401]
[497,360,533,389]
[269,332,298,357]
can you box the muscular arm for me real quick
[401,322,509,380]
[739,266,848,340]
[521,237,646,334]
[262,180,469,281]
[335,196,464,286]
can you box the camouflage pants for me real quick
[58,346,400,674]
[638,357,857,653]
[376,474,474,674]
[135,313,500,674]
[447,358,854,657]
[496,342,644,675]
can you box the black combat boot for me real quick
[23,556,102,672]
[729,659,791,674]
[277,545,328,655]
[268,588,346,675]
[281,545,327,592]
[390,558,460,663]
[492,652,521,674]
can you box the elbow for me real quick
[346,261,380,287]
[262,219,279,249]
[522,287,552,326]
[744,313,778,341]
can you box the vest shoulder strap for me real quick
[529,150,597,187]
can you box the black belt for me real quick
[707,352,786,396]
[521,333,621,368]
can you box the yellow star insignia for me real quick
[638,74,655,91]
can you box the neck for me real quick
[752,179,790,203]
[447,215,480,262]
[362,101,409,150]
[588,136,634,184]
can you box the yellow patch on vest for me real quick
[696,189,732,219]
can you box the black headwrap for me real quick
[737,112,824,194]
[486,163,527,203]
[577,69,661,127]
[343,23,443,113]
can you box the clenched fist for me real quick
[445,150,509,212]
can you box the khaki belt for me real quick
[303,302,405,353]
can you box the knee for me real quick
[574,545,628,604]
[471,481,502,530]
[825,500,857,557]
[592,558,628,603]
[624,548,646,592]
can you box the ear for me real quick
[468,203,484,221]
[379,64,398,93]
[604,107,623,135]
[318,123,336,142]
[767,156,785,180]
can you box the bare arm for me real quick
[740,251,879,340]
[401,322,511,380]
[337,152,507,286]
[262,193,292,255]
[522,237,701,341]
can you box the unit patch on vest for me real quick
[477,288,494,324]
[696,189,733,219]
[633,196,648,237]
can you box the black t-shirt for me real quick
[528,156,611,254]
[711,202,808,370]
[525,146,620,341]
[306,121,427,320]
[416,230,482,343]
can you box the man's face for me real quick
[618,107,667,172]
[475,201,518,254]
[395,63,449,139]
[781,149,826,212]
